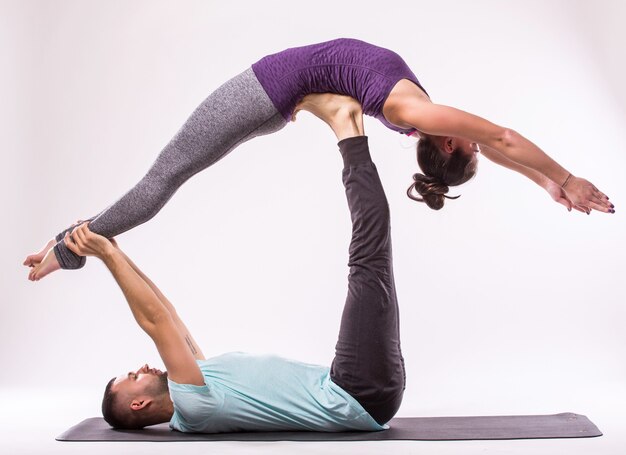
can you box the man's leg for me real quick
[329,136,405,425]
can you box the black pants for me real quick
[329,136,405,426]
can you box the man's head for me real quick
[102,364,173,429]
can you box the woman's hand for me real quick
[544,179,588,213]
[562,176,614,214]
[64,223,115,259]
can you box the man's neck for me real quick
[150,395,175,424]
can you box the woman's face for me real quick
[443,137,480,167]
[448,137,481,157]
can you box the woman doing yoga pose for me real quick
[24,38,613,280]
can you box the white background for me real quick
[1,0,625,454]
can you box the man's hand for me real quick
[64,223,114,259]
[108,237,120,250]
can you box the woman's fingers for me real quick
[569,178,614,213]
[597,191,615,211]
[588,194,605,207]
[591,194,614,212]
[591,185,610,201]
[556,197,571,210]
[584,181,613,210]
[595,190,608,201]
[574,205,589,214]
[587,200,613,213]
[592,193,613,210]
[576,191,614,213]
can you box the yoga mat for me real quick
[57,412,602,442]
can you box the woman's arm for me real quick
[480,144,549,187]
[389,99,613,213]
[480,145,587,213]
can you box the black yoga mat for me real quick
[57,412,601,442]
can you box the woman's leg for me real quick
[34,67,287,277]
[329,136,405,426]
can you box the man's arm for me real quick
[110,240,205,360]
[64,225,205,386]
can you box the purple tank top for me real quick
[251,38,428,135]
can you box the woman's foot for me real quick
[23,238,56,268]
[28,247,61,281]
[293,93,364,141]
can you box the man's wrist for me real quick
[100,245,121,264]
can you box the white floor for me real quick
[1,384,625,455]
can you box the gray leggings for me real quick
[54,68,287,268]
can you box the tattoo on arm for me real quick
[184,335,198,355]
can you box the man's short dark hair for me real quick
[102,377,124,428]
[101,376,144,429]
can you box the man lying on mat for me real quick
[63,94,406,432]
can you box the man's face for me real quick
[112,364,168,398]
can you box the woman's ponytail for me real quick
[407,136,477,210]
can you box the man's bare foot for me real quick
[293,93,364,141]
[28,247,61,281]
[23,238,56,268]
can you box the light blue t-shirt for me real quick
[168,352,387,433]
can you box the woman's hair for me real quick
[407,136,478,210]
